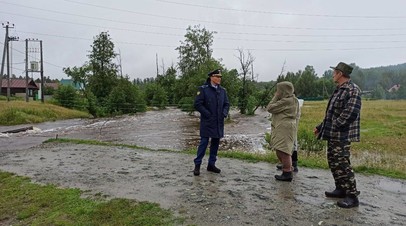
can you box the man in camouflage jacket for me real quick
[314,62,361,208]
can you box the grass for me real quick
[0,171,182,226]
[0,100,89,126]
[298,99,406,179]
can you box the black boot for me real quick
[325,188,346,198]
[292,161,298,172]
[337,195,359,208]
[276,164,283,170]
[275,171,293,182]
[193,164,201,176]
[207,164,221,173]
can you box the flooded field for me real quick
[0,108,271,152]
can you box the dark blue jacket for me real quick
[194,81,230,138]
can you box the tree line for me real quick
[50,25,406,117]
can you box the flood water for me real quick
[0,108,271,152]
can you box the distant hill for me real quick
[351,62,406,91]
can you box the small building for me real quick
[1,78,39,97]
[60,78,84,91]
[44,82,59,90]
[388,84,401,93]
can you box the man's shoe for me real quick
[337,195,359,208]
[276,164,283,170]
[325,188,346,198]
[193,164,201,176]
[207,164,221,173]
[275,171,293,182]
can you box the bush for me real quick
[178,96,194,113]
[54,85,78,109]
[107,79,146,114]
[298,128,325,153]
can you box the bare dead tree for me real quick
[236,48,255,114]
[252,60,287,113]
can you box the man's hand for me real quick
[313,128,319,136]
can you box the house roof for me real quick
[1,79,39,89]
[45,82,59,89]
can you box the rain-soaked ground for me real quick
[0,108,405,225]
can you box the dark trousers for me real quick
[327,141,358,196]
[194,137,220,166]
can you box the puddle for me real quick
[377,179,406,194]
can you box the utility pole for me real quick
[1,22,15,101]
[1,24,7,83]
[40,40,44,102]
[25,39,28,102]
[156,53,159,76]
[25,38,44,103]
[117,48,123,78]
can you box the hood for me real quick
[276,81,294,98]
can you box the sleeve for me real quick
[266,97,289,114]
[223,90,230,118]
[194,87,211,118]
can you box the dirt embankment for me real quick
[0,142,405,226]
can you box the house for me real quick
[388,84,401,93]
[44,82,59,90]
[1,78,39,97]
[60,78,84,90]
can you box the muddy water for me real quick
[0,108,271,152]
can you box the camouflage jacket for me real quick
[316,80,361,142]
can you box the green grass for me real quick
[298,99,406,179]
[0,100,89,126]
[0,171,182,226]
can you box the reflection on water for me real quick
[0,108,271,152]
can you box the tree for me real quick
[54,85,78,109]
[175,25,222,105]
[156,66,177,105]
[107,77,146,114]
[236,48,255,114]
[176,25,215,78]
[295,66,318,98]
[63,65,91,90]
[87,32,119,103]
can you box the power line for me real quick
[4,9,406,39]
[0,1,185,31]
[0,40,64,69]
[62,0,406,30]
[156,0,406,19]
[0,11,183,37]
[15,30,406,45]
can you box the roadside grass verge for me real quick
[0,171,182,226]
[0,100,89,126]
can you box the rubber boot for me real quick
[325,188,346,198]
[275,171,293,182]
[292,161,298,172]
[337,194,359,208]
[193,164,201,176]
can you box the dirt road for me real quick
[0,142,405,226]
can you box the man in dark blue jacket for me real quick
[193,69,230,176]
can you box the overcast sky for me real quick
[1,0,406,82]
